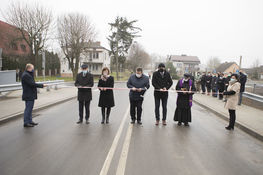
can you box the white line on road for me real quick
[99,106,130,175]
[116,123,133,175]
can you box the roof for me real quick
[168,55,200,63]
[216,62,237,72]
[83,41,110,52]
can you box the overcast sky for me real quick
[1,0,263,68]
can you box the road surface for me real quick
[0,82,263,175]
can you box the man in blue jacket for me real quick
[127,67,150,125]
[21,64,46,127]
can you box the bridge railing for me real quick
[0,80,65,93]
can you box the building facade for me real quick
[60,41,111,77]
[167,54,200,76]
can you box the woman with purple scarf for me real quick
[174,73,196,126]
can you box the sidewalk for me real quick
[0,87,77,123]
[193,93,263,141]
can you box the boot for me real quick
[106,115,109,124]
[101,115,105,124]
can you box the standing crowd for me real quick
[21,63,246,131]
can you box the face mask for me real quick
[136,74,142,78]
[83,70,88,74]
[103,72,108,76]
[184,78,189,82]
[230,78,236,83]
[159,68,164,72]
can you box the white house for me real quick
[60,41,111,77]
[167,54,200,76]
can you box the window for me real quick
[96,64,98,70]
[11,43,18,50]
[20,44,26,52]
[96,52,99,58]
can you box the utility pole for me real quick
[0,48,2,71]
[239,55,242,69]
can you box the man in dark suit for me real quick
[238,70,247,105]
[75,64,94,124]
[21,64,46,127]
[152,63,173,125]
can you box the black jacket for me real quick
[98,76,115,107]
[127,74,150,101]
[75,72,94,101]
[152,71,173,98]
[239,72,247,92]
[21,71,44,101]
[205,75,212,88]
[201,75,206,85]
[217,76,225,90]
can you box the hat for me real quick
[158,63,165,68]
[184,73,191,78]
[81,64,88,69]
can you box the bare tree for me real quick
[127,42,150,72]
[252,58,261,68]
[4,2,53,65]
[207,57,221,71]
[57,13,96,79]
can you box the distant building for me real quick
[0,20,31,70]
[167,54,200,76]
[60,41,111,77]
[216,62,239,73]
[243,65,263,80]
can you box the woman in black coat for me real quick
[98,67,115,124]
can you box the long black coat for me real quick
[205,75,212,88]
[201,75,206,85]
[75,72,94,101]
[21,71,43,101]
[152,70,173,98]
[98,76,115,107]
[239,72,247,92]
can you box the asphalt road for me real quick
[0,82,263,175]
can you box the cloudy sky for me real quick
[1,0,263,68]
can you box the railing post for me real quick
[253,84,256,93]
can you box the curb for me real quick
[193,99,263,142]
[0,95,77,125]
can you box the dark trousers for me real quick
[238,92,243,105]
[154,95,168,121]
[101,107,111,117]
[228,109,236,128]
[201,84,206,93]
[79,100,90,121]
[24,100,35,124]
[218,87,224,100]
[130,99,143,121]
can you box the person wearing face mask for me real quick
[223,72,232,102]
[21,64,46,127]
[195,72,202,92]
[205,72,212,95]
[75,64,94,124]
[223,74,240,130]
[200,72,206,94]
[98,67,115,124]
[238,70,247,105]
[152,63,173,125]
[217,72,225,100]
[174,73,196,126]
[127,67,150,125]
[211,73,218,97]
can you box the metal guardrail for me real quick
[0,80,64,93]
[243,92,263,103]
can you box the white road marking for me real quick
[116,123,133,175]
[99,106,130,175]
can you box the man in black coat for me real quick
[127,67,150,125]
[217,73,225,100]
[238,70,247,105]
[152,63,173,125]
[75,64,94,124]
[205,72,212,95]
[200,72,206,94]
[21,64,46,127]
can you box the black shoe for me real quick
[86,120,90,124]
[76,120,83,124]
[30,122,38,126]
[178,122,182,126]
[106,116,109,124]
[184,123,189,126]
[137,121,142,125]
[24,123,34,127]
[225,126,233,130]
[130,120,135,124]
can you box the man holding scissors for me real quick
[75,64,94,124]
